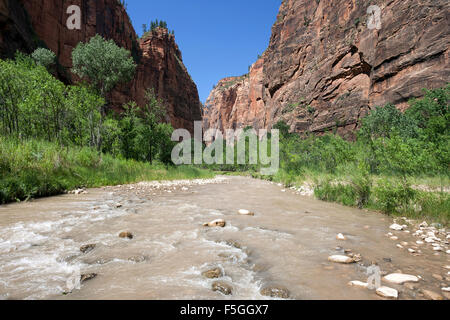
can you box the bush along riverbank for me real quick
[0,137,213,204]
[227,85,449,225]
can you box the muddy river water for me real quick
[0,176,448,300]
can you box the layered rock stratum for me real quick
[203,0,450,138]
[0,0,201,132]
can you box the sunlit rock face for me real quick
[203,0,450,138]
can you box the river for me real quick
[0,176,448,300]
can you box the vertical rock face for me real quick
[204,0,450,138]
[1,0,201,132]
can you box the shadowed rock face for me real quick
[0,0,201,132]
[203,0,450,138]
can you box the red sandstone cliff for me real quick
[204,0,450,138]
[0,0,201,132]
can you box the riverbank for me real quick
[250,170,449,227]
[0,137,214,204]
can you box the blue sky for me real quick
[126,0,282,103]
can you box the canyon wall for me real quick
[204,0,450,138]
[0,0,201,132]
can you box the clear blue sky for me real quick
[126,0,282,103]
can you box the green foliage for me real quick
[71,34,136,97]
[31,48,56,70]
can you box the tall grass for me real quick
[0,137,213,204]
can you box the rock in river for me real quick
[390,224,404,231]
[376,286,398,299]
[119,231,133,239]
[348,281,369,289]
[80,273,97,283]
[383,273,419,284]
[80,244,96,254]
[202,268,223,279]
[203,219,226,228]
[328,255,354,264]
[336,233,346,240]
[238,209,255,216]
[422,289,444,300]
[260,286,290,299]
[212,281,233,295]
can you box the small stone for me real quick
[396,244,404,249]
[80,244,96,254]
[238,209,255,216]
[422,289,444,300]
[441,287,450,292]
[433,246,443,251]
[336,233,346,240]
[80,273,97,283]
[390,236,399,241]
[383,273,419,284]
[425,237,435,243]
[400,241,408,246]
[432,274,444,281]
[328,255,354,264]
[416,241,424,245]
[203,219,226,228]
[202,268,223,279]
[376,286,398,299]
[119,231,133,239]
[115,203,123,208]
[260,286,290,299]
[390,224,404,231]
[212,281,233,295]
[348,281,369,289]
[383,258,392,263]
[408,248,416,253]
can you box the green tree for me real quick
[31,48,56,71]
[71,34,137,149]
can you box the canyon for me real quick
[203,0,450,138]
[0,0,201,132]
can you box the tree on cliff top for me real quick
[71,34,136,99]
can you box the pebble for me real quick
[328,255,354,264]
[433,246,443,251]
[416,241,424,245]
[119,231,133,239]
[396,244,404,249]
[80,273,97,283]
[383,273,419,284]
[336,233,346,241]
[432,274,443,281]
[376,286,398,299]
[348,281,369,289]
[260,286,290,299]
[238,209,254,216]
[212,281,233,295]
[422,289,444,300]
[203,219,226,228]
[390,236,399,241]
[390,224,404,231]
[202,268,223,279]
[441,287,450,292]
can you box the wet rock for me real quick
[225,240,242,249]
[238,209,254,216]
[115,203,123,208]
[348,281,369,289]
[202,268,223,279]
[80,273,97,283]
[383,273,419,284]
[390,224,404,231]
[119,231,133,239]
[432,274,444,281]
[328,255,354,264]
[260,286,290,299]
[383,258,392,263]
[203,219,226,228]
[212,281,233,295]
[80,244,96,254]
[376,286,398,299]
[422,289,444,300]
[336,233,346,240]
[128,256,146,263]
